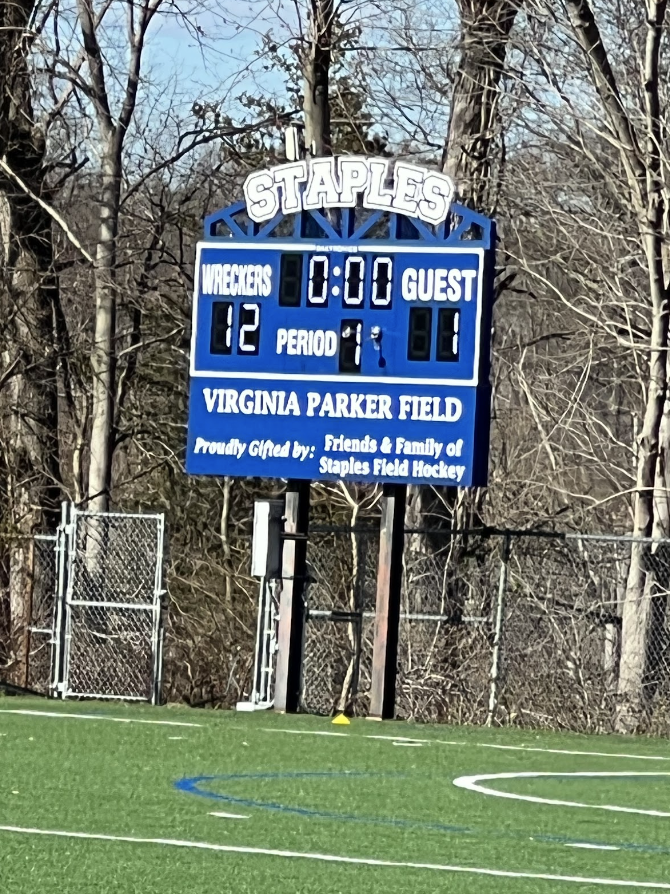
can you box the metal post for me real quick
[260,581,274,706]
[369,484,406,720]
[261,576,274,702]
[348,529,368,708]
[61,504,77,699]
[21,539,35,689]
[51,502,69,698]
[267,579,280,699]
[153,616,166,707]
[487,533,511,726]
[151,514,166,706]
[251,578,266,703]
[274,480,310,713]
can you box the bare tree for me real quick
[442,0,519,205]
[67,0,162,513]
[566,0,669,731]
[487,0,670,729]
[302,0,335,155]
[0,0,62,680]
[405,0,520,532]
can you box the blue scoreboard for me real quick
[186,157,494,486]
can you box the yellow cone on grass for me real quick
[332,714,350,725]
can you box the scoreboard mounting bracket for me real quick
[187,157,495,488]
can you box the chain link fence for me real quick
[64,604,157,698]
[0,506,166,702]
[67,512,164,605]
[5,509,670,734]
[302,527,379,716]
[0,534,58,693]
[397,532,501,724]
[61,509,166,700]
[302,527,670,733]
[26,535,59,694]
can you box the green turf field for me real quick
[2,696,670,892]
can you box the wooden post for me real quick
[369,483,406,720]
[274,479,310,713]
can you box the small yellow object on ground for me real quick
[332,714,350,725]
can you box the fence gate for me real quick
[54,505,166,703]
[26,534,61,694]
[302,528,379,715]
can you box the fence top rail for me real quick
[307,525,670,546]
[406,528,670,544]
[310,525,379,534]
[562,533,670,545]
[66,599,157,610]
[71,508,165,521]
[0,533,58,542]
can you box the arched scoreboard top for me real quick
[186,156,495,487]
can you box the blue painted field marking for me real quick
[174,769,670,858]
[174,771,471,834]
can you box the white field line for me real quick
[566,844,620,851]
[209,812,250,820]
[263,729,349,737]
[262,728,670,762]
[2,826,670,889]
[475,744,670,762]
[453,771,670,817]
[0,710,201,728]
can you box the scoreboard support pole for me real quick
[369,483,406,720]
[274,479,311,713]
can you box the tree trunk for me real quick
[617,316,670,730]
[611,0,670,732]
[442,0,519,207]
[87,162,120,513]
[0,0,61,681]
[405,0,518,533]
[302,0,333,157]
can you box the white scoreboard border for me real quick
[190,242,486,387]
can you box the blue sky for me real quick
[145,1,298,111]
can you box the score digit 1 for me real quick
[210,302,233,355]
[339,319,363,373]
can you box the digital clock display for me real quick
[192,243,481,384]
[187,216,492,486]
[207,254,464,373]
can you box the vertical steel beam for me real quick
[369,484,406,720]
[486,533,511,726]
[274,480,310,713]
[151,514,166,706]
[51,502,69,698]
[21,538,35,689]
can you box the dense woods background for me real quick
[1,0,670,732]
